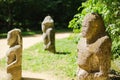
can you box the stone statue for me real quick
[6,28,22,80]
[77,13,111,80]
[41,15,56,53]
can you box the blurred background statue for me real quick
[41,15,56,53]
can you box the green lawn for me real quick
[22,38,77,79]
[0,37,120,79]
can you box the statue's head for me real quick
[42,15,54,32]
[7,28,22,46]
[82,13,105,39]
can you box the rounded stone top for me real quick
[82,13,105,33]
[83,13,103,23]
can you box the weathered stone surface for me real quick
[6,28,22,80]
[41,15,56,53]
[77,13,112,80]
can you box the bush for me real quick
[68,0,120,59]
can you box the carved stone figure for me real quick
[77,13,111,80]
[41,15,56,53]
[6,29,22,80]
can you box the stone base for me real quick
[77,69,109,80]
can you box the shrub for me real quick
[68,0,120,59]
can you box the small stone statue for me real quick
[6,29,22,80]
[77,13,111,80]
[41,15,56,53]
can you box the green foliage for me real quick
[68,33,81,44]
[68,0,120,59]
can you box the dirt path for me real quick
[22,71,71,80]
[0,32,71,59]
[0,70,70,80]
[0,32,72,80]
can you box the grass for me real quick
[22,38,77,79]
[0,36,120,79]
[0,58,6,70]
[111,58,120,73]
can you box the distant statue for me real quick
[41,15,56,53]
[6,28,22,80]
[77,13,111,80]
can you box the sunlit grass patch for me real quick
[0,58,6,69]
[111,57,120,73]
[22,38,77,79]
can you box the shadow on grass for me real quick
[22,77,44,80]
[55,52,71,55]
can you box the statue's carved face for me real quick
[82,20,96,39]
[82,21,90,37]
[7,29,22,46]
[42,16,54,33]
[81,13,101,39]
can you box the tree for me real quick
[0,0,85,32]
[0,0,23,31]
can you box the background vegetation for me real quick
[0,0,85,32]
[0,0,120,79]
[68,0,120,59]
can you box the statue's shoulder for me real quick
[99,35,111,44]
[12,45,22,50]
[7,45,22,53]
[96,35,112,50]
